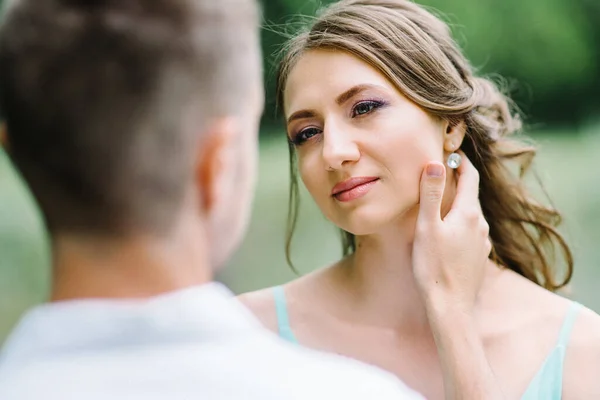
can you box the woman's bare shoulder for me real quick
[562,304,600,399]
[497,270,600,398]
[237,267,336,332]
[237,287,280,332]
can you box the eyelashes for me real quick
[351,99,383,117]
[289,99,387,146]
[290,126,320,146]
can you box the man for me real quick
[0,0,502,399]
[0,0,424,399]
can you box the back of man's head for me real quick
[0,0,262,259]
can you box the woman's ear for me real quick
[443,119,466,153]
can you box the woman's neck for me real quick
[327,207,430,330]
[330,176,460,330]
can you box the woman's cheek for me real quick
[299,159,327,205]
[382,136,440,203]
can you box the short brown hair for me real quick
[0,0,260,237]
[279,0,573,291]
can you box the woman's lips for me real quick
[332,177,379,202]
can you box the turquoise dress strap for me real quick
[273,286,299,344]
[556,301,582,347]
[520,301,583,400]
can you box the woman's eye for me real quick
[352,100,383,117]
[292,127,321,145]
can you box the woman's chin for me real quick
[329,203,419,236]
[331,218,394,237]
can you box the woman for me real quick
[240,0,600,398]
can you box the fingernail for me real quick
[426,163,444,177]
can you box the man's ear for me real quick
[195,118,237,214]
[442,119,466,153]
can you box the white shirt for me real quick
[0,282,423,400]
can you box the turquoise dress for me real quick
[272,286,582,399]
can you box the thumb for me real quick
[417,161,446,223]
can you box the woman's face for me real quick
[284,49,462,235]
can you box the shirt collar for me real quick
[1,282,261,364]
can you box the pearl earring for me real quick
[446,152,462,169]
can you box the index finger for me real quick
[448,150,481,215]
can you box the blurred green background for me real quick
[1,0,600,343]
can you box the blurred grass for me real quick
[0,150,50,342]
[1,127,599,344]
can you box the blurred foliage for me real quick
[258,0,600,131]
